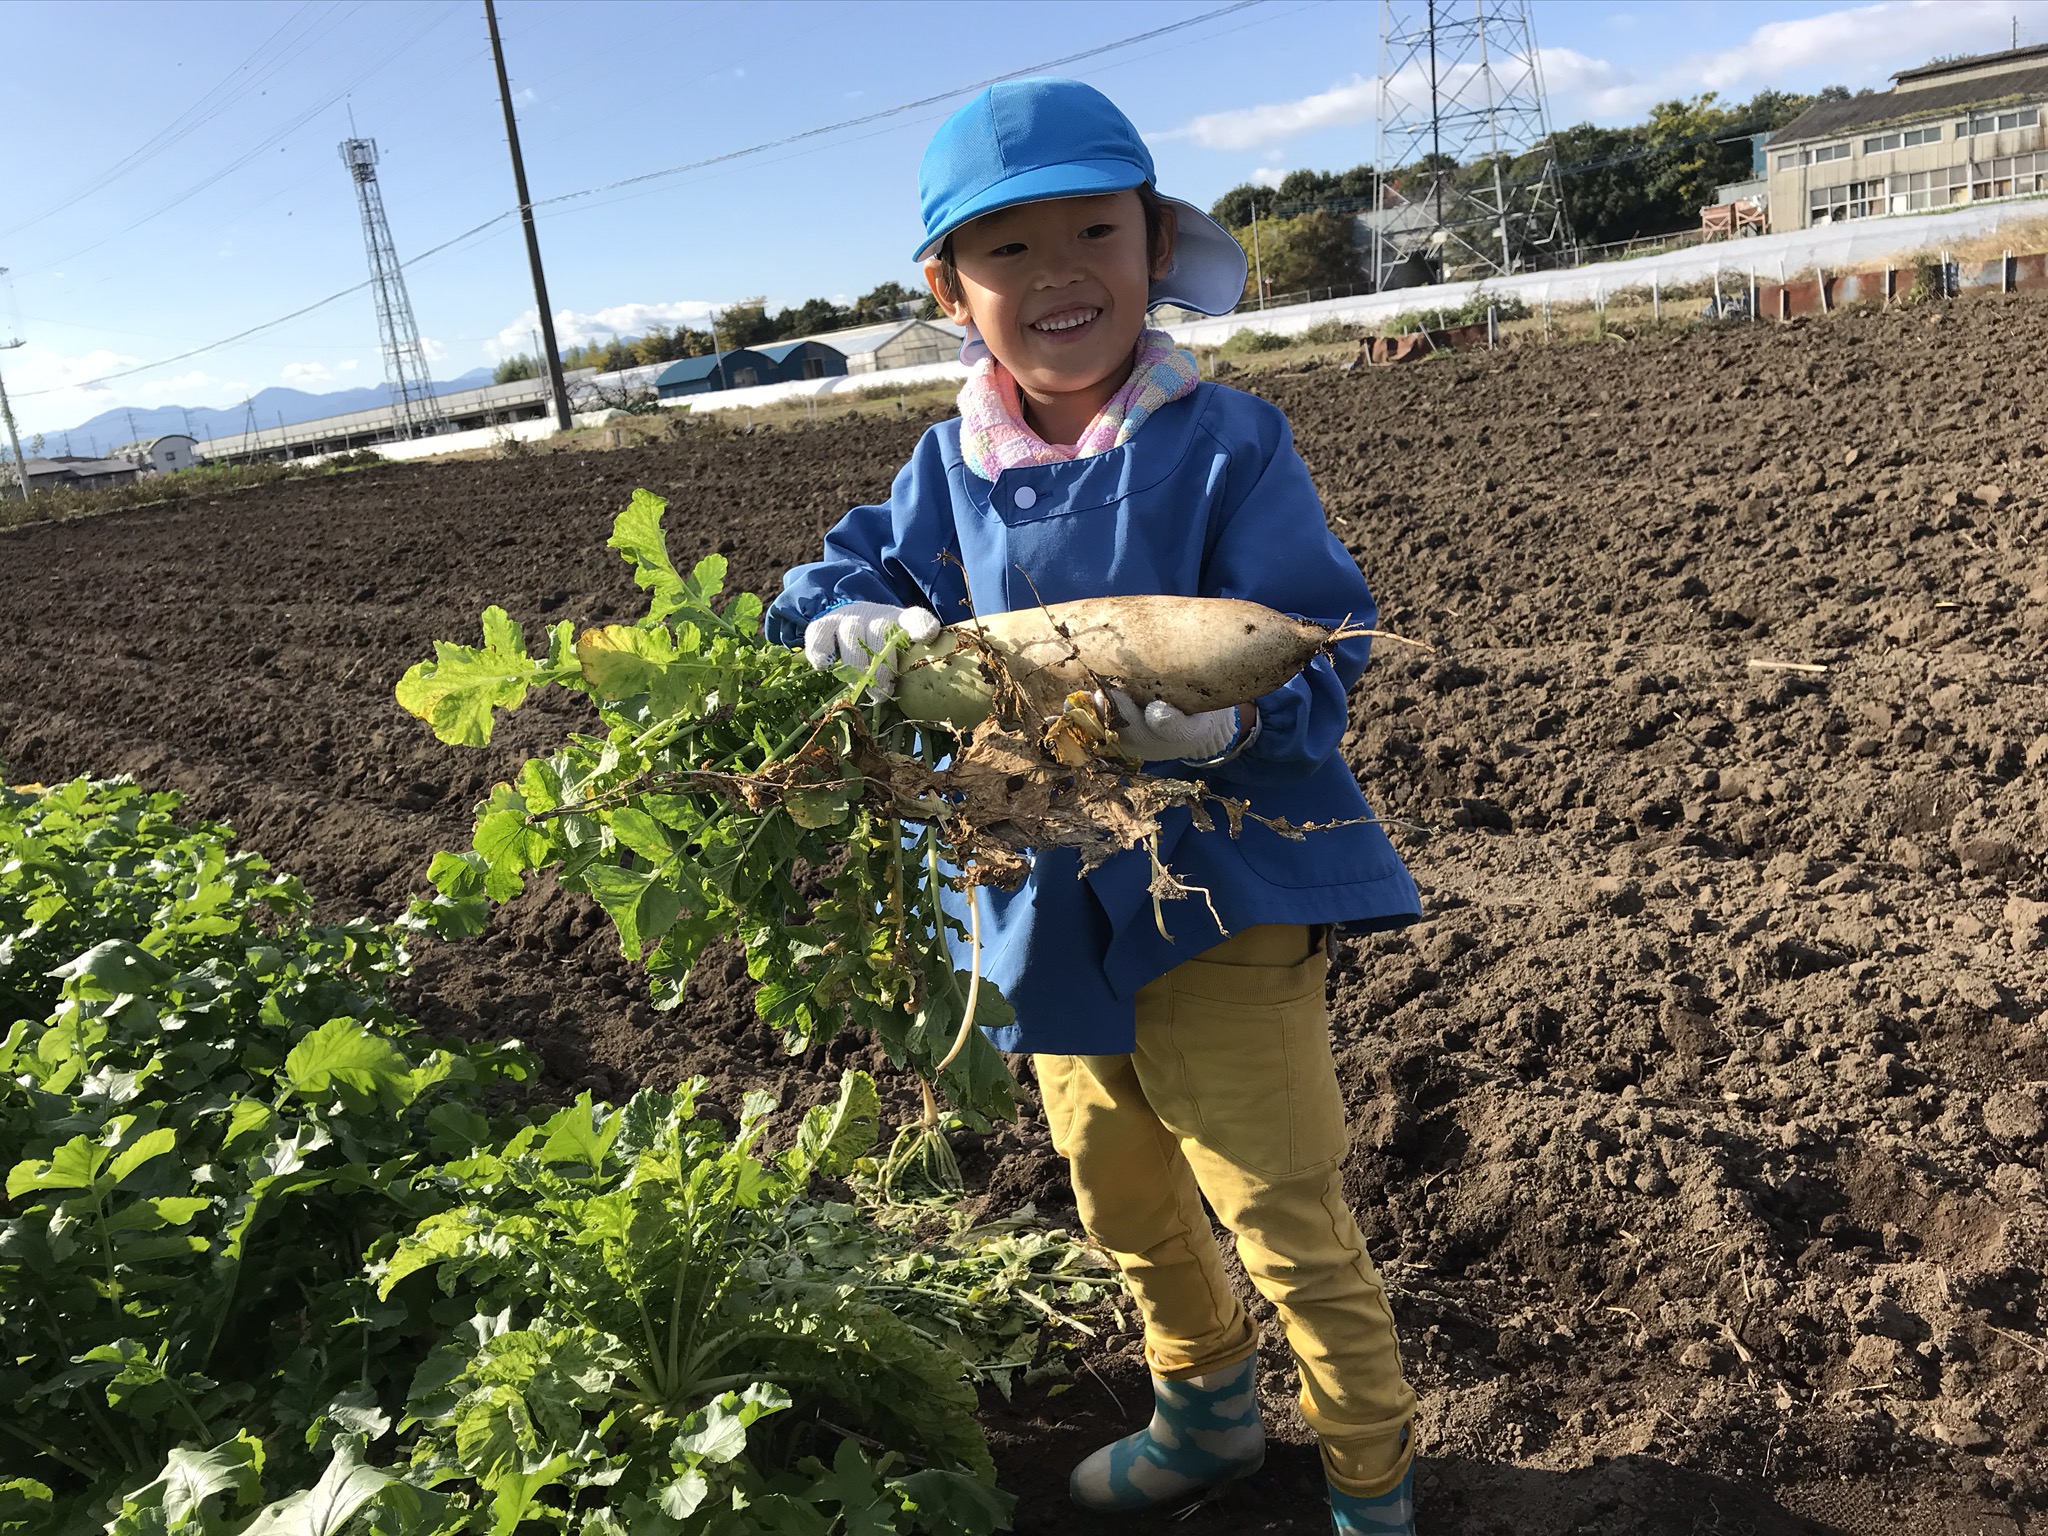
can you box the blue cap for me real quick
[915,78,1247,318]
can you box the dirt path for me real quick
[4,298,2044,1534]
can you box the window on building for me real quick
[1809,177,1904,224]
[1972,151,2048,202]
[1778,143,1848,169]
[1963,106,2041,136]
[1865,125,1945,154]
[1900,163,1971,211]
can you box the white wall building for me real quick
[1766,43,2048,229]
[113,434,199,474]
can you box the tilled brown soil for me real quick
[4,296,2046,1534]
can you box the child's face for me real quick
[925,191,1175,404]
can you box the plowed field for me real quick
[5,294,2045,1535]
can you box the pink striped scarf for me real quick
[956,327,1199,483]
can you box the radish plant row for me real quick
[0,780,1106,1536]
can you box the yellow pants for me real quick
[1036,924,1417,1498]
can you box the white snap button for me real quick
[1013,485,1038,510]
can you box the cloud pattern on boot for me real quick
[1069,1356,1266,1512]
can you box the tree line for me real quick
[494,281,939,383]
[1202,87,1859,300]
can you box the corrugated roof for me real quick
[757,339,840,362]
[1895,42,2048,84]
[758,318,961,356]
[1775,66,2048,144]
[655,350,776,385]
[190,370,595,455]
[25,456,136,478]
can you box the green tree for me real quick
[1741,87,1822,131]
[1210,182,1279,229]
[1230,209,1367,303]
[714,298,774,349]
[1549,121,1659,245]
[769,296,852,340]
[1642,94,1753,219]
[494,353,539,384]
[850,280,921,323]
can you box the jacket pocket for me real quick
[1136,947,1347,1178]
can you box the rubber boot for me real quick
[1328,1465,1415,1534]
[1068,1353,1265,1512]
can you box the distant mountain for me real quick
[41,369,498,454]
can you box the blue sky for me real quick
[5,0,2045,437]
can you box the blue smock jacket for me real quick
[766,381,1421,1054]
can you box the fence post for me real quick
[1542,300,1551,342]
[1487,305,1498,348]
[1749,267,1757,321]
[2005,249,2013,293]
[1713,269,1722,316]
[1819,269,1830,313]
[1653,274,1661,322]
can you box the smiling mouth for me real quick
[1030,307,1101,334]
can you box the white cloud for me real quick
[489,300,722,360]
[1251,166,1288,189]
[278,359,359,387]
[1549,0,2048,120]
[7,340,248,437]
[1160,0,2048,154]
[1163,75,1376,152]
[421,337,448,364]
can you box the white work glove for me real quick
[802,601,941,697]
[1100,687,1247,763]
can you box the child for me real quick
[766,79,1423,1533]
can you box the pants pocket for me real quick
[1140,949,1348,1179]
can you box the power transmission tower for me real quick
[1372,0,1573,286]
[340,136,444,439]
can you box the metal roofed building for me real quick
[758,339,849,383]
[1766,43,2048,229]
[192,372,592,464]
[768,319,963,375]
[21,455,144,493]
[655,350,779,399]
[112,434,199,474]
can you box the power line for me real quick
[531,1,1263,212]
[16,0,1265,400]
[0,3,355,242]
[13,214,513,398]
[20,6,453,276]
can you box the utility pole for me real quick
[0,360,27,500]
[485,0,571,431]
[0,267,29,500]
[1249,202,1266,309]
